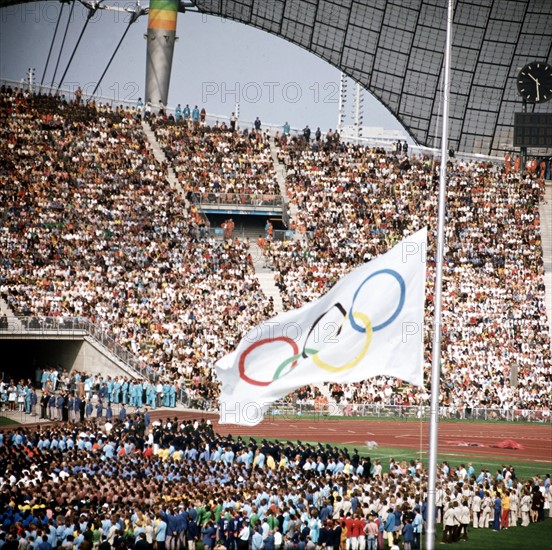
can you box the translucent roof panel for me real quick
[1,0,551,156]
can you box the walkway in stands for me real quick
[270,141,298,225]
[0,298,22,331]
[541,182,552,339]
[248,241,284,315]
[141,121,180,188]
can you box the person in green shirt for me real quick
[266,510,279,531]
[196,505,206,527]
[201,506,213,527]
[249,505,259,529]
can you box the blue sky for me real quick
[0,1,407,135]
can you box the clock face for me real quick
[517,61,552,103]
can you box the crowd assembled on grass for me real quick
[0,416,550,550]
[0,85,551,420]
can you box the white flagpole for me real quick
[425,0,454,549]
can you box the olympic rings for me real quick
[237,268,406,385]
[274,348,318,380]
[349,269,405,332]
[238,336,299,386]
[310,312,373,373]
[301,302,346,359]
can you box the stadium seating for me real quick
[0,86,550,414]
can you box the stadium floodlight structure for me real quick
[353,81,364,143]
[337,71,347,133]
[1,0,551,156]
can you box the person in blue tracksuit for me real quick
[113,379,121,404]
[169,384,176,408]
[30,389,37,415]
[25,387,32,414]
[163,383,171,408]
[121,379,129,405]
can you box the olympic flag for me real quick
[215,227,428,425]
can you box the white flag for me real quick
[215,227,427,425]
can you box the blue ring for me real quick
[348,269,406,332]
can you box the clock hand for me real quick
[536,80,540,102]
[527,73,539,83]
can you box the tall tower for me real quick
[145,0,179,108]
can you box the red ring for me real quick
[238,336,299,386]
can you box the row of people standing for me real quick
[64,372,180,409]
[135,97,207,127]
[0,379,37,412]
[174,103,206,127]
[1,373,181,418]
[38,391,146,423]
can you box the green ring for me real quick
[273,348,318,381]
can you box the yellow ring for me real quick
[311,311,373,373]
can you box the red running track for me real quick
[162,411,552,464]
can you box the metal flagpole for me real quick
[425,0,454,549]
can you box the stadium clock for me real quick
[516,61,552,103]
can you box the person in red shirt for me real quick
[143,443,153,459]
[344,513,355,550]
[351,513,365,550]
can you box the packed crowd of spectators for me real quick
[0,84,550,416]
[150,120,280,200]
[0,417,550,550]
[0,86,275,407]
[267,137,551,413]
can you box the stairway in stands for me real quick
[270,141,299,227]
[141,121,180,189]
[242,140,294,316]
[248,240,284,315]
[540,182,552,340]
[0,297,23,332]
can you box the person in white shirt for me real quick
[435,484,445,524]
[273,527,283,550]
[471,491,482,528]
[479,492,492,528]
[509,489,519,527]
[520,489,532,527]
[441,500,457,544]
[458,499,470,541]
[237,523,250,550]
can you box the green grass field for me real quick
[431,518,551,549]
[0,416,20,426]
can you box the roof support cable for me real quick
[56,1,105,92]
[40,0,66,89]
[91,17,137,98]
[50,0,76,88]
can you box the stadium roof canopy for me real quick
[2,0,551,156]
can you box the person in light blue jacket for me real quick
[155,512,168,550]
[384,508,396,548]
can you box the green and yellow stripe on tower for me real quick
[148,0,179,32]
